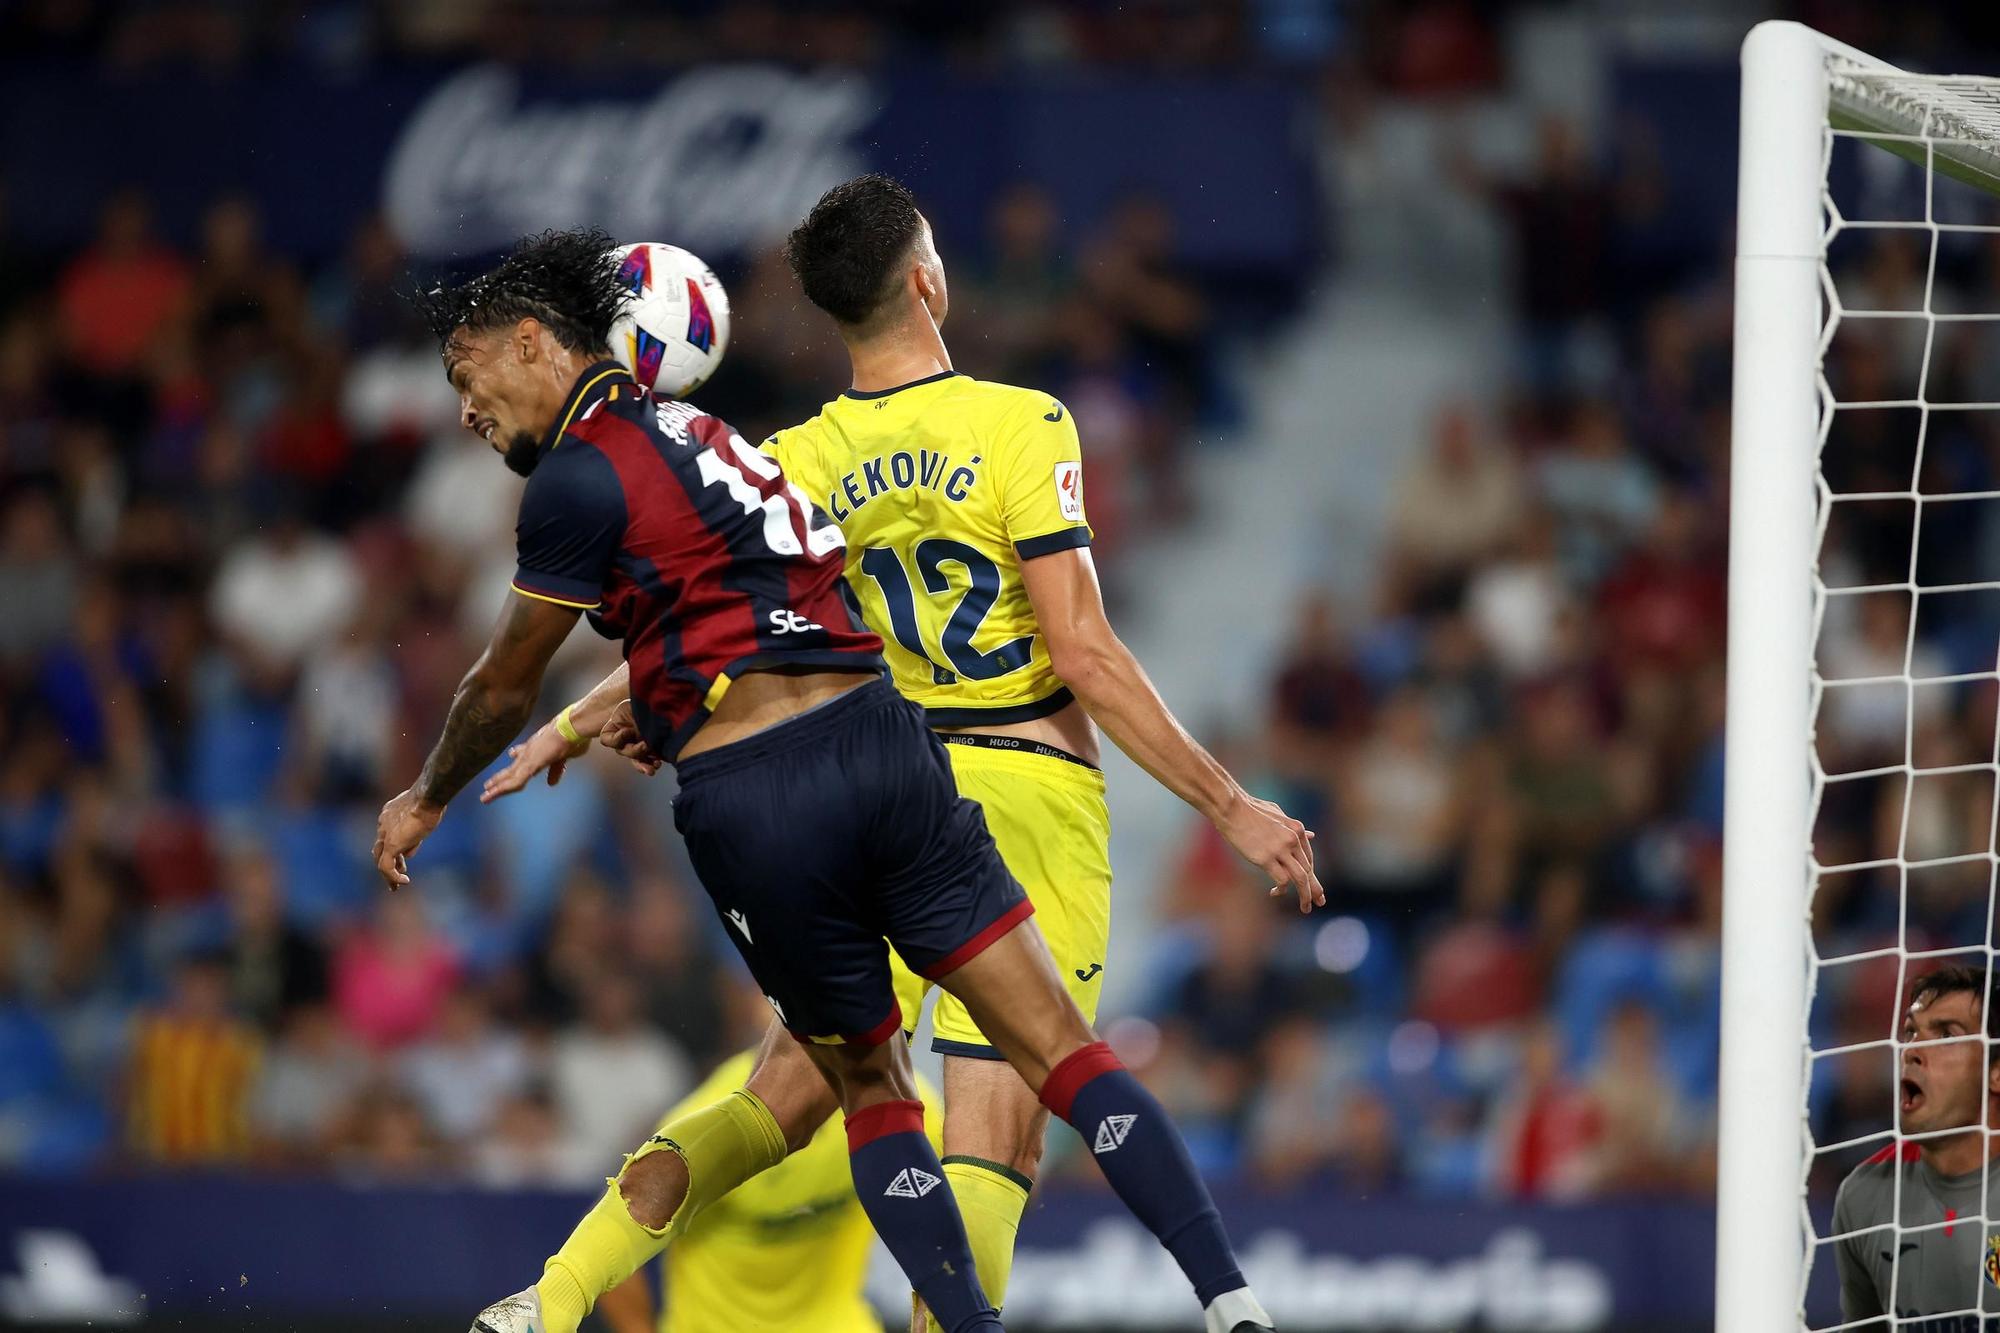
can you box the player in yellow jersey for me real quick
[475,175,1315,1333]
[765,173,1319,1333]
[593,1049,941,1333]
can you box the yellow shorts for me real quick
[891,737,1112,1058]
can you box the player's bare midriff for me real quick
[938,695,1101,769]
[679,667,880,760]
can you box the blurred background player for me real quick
[1833,965,2000,1327]
[487,175,1320,1331]
[593,1051,941,1333]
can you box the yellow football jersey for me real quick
[764,371,1090,725]
[657,1053,942,1333]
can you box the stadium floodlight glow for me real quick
[1724,21,2000,1331]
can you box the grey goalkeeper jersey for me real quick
[1835,1145,2000,1330]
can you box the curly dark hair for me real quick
[414,227,626,356]
[784,174,924,328]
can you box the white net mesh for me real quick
[1808,57,2000,1333]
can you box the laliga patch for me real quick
[1054,461,1083,522]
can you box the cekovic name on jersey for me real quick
[1834,1141,2000,1331]
[511,361,883,761]
[762,370,1090,726]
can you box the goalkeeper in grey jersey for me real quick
[1835,965,2000,1330]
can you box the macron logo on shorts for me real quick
[726,909,752,943]
[884,1168,942,1199]
[1093,1114,1137,1155]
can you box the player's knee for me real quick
[617,1147,689,1231]
[828,1046,917,1110]
[1007,1119,1048,1181]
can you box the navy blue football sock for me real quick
[847,1100,1002,1333]
[1041,1042,1247,1307]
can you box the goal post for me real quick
[1724,21,2000,1331]
[1720,20,1824,1333]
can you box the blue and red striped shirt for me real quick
[512,362,882,760]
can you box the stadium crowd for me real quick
[2,0,1997,1211]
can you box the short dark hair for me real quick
[784,174,923,328]
[414,227,626,356]
[1907,964,2000,1039]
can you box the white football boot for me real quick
[469,1287,546,1333]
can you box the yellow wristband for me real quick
[553,706,585,746]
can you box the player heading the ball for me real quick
[372,227,1288,1333]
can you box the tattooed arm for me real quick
[373,592,582,887]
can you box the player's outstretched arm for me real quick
[480,661,635,803]
[1020,547,1324,913]
[373,593,581,886]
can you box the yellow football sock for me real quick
[927,1156,1032,1330]
[535,1089,787,1333]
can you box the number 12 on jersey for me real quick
[858,543,1035,684]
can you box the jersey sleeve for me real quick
[760,429,824,509]
[996,394,1092,560]
[512,441,627,610]
[1832,1172,1885,1321]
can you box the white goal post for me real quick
[1724,21,2000,1332]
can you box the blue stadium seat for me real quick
[1553,928,1671,1070]
[187,697,291,813]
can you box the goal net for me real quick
[1725,21,2000,1333]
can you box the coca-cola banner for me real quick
[0,1176,1828,1331]
[0,61,1316,271]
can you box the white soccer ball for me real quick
[608,242,731,399]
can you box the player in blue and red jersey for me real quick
[370,229,1279,1333]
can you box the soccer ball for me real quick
[608,242,731,399]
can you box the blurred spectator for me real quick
[551,970,692,1166]
[1386,404,1525,601]
[963,182,1070,381]
[339,1083,448,1184]
[1583,1000,1700,1194]
[471,1084,597,1189]
[0,490,81,669]
[1412,918,1541,1033]
[332,894,458,1051]
[250,1002,368,1164]
[1819,595,1951,766]
[55,190,188,382]
[314,215,424,355]
[124,951,262,1165]
[1268,591,1370,752]
[288,609,400,805]
[1244,1020,1347,1189]
[1482,682,1620,894]
[1487,1022,1600,1200]
[1536,402,1658,587]
[1334,687,1460,936]
[400,986,530,1147]
[220,845,328,1032]
[625,876,727,1067]
[208,501,361,678]
[1465,514,1571,681]
[1497,117,1609,395]
[1594,489,1724,680]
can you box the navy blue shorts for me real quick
[672,677,1032,1045]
